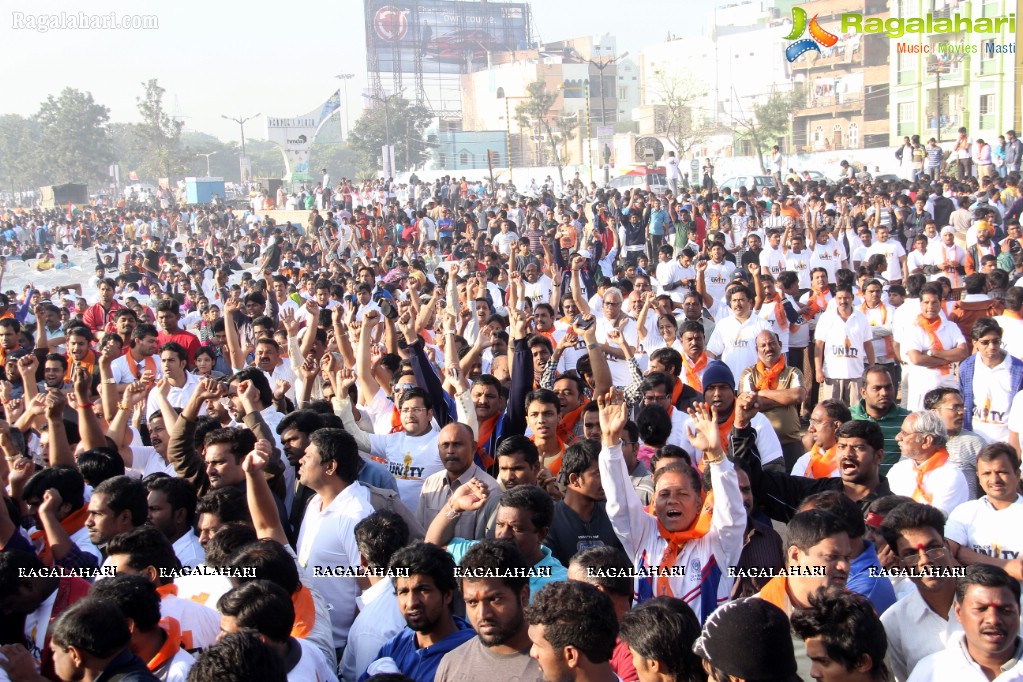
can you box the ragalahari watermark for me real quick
[12,11,159,32]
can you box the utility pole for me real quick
[334,73,355,139]
[196,152,217,176]
[221,113,260,182]
[587,51,628,184]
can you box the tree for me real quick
[133,79,187,181]
[0,114,43,193]
[348,95,433,176]
[514,80,575,188]
[649,69,709,158]
[34,88,114,185]
[731,87,803,172]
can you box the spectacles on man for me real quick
[898,547,946,567]
[400,406,429,415]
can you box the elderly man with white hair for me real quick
[888,410,971,516]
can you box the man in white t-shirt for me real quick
[814,285,874,405]
[706,283,772,384]
[217,580,340,681]
[758,229,786,279]
[808,227,844,283]
[699,243,736,309]
[865,225,908,285]
[902,283,969,410]
[992,287,1023,361]
[338,384,443,511]
[783,230,813,290]
[292,428,374,655]
[958,318,1023,445]
[889,411,970,516]
[946,443,1023,580]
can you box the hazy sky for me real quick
[2,0,714,142]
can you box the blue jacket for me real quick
[361,617,475,682]
[847,540,896,615]
[958,354,1023,432]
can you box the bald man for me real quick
[416,422,501,540]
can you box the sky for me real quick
[1,0,716,142]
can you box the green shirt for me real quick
[850,400,911,475]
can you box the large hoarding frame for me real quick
[366,0,532,118]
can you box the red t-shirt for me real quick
[158,330,201,366]
[611,637,639,681]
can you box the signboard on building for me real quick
[266,91,341,181]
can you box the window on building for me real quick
[439,153,446,166]
[980,39,994,60]
[814,126,823,144]
[618,87,628,99]
[848,123,859,147]
[460,152,469,166]
[496,87,505,98]
[979,94,995,115]
[833,124,843,149]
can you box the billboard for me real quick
[266,91,341,181]
[367,0,532,115]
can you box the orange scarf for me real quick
[683,353,708,392]
[771,294,789,331]
[942,246,961,288]
[807,444,839,479]
[912,448,950,505]
[150,617,184,672]
[654,492,714,597]
[756,575,790,611]
[753,358,785,391]
[127,354,158,380]
[30,506,90,566]
[714,411,736,464]
[917,314,950,376]
[671,377,684,406]
[291,585,317,639]
[804,287,830,318]
[533,433,572,475]
[476,413,501,470]
[862,302,894,357]
[558,398,589,443]
[64,349,96,384]
[389,406,404,434]
[1004,310,1022,321]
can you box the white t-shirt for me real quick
[757,298,790,353]
[297,482,375,649]
[706,315,772,385]
[887,457,970,517]
[993,314,1023,361]
[814,309,873,380]
[784,250,813,290]
[522,276,554,307]
[866,240,907,281]
[759,246,786,278]
[859,302,895,364]
[655,260,690,303]
[970,354,1015,443]
[703,260,736,306]
[791,450,842,478]
[677,411,784,468]
[367,430,444,510]
[111,353,164,384]
[596,316,640,387]
[903,319,967,410]
[287,637,340,682]
[808,241,843,283]
[946,495,1023,563]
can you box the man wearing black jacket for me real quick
[732,417,891,522]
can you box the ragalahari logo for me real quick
[784,7,839,62]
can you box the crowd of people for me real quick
[0,144,1023,682]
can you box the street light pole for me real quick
[221,113,260,182]
[334,73,355,139]
[196,152,217,176]
[497,92,529,185]
[586,51,628,184]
